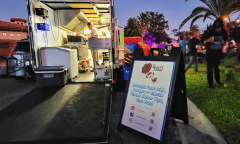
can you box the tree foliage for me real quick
[171,29,178,33]
[124,17,142,37]
[138,12,150,33]
[176,31,191,40]
[143,11,169,44]
[190,24,200,33]
[124,12,169,44]
[179,0,240,30]
[171,29,178,39]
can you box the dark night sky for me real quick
[0,0,239,38]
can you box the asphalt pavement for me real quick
[0,73,227,144]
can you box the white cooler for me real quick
[40,47,78,79]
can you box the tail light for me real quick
[113,79,116,84]
[10,51,16,56]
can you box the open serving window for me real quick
[28,0,113,83]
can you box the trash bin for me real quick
[35,66,68,87]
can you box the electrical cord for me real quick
[48,10,60,41]
[43,19,47,47]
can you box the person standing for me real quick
[225,35,236,53]
[178,35,188,64]
[203,18,228,88]
[224,42,238,89]
[185,32,200,73]
[142,41,150,56]
[164,39,174,55]
[159,41,165,49]
[87,22,99,70]
[87,22,98,38]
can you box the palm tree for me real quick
[124,18,142,37]
[171,29,178,40]
[179,0,240,30]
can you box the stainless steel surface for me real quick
[40,47,72,52]
[54,10,89,32]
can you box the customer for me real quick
[178,35,188,64]
[224,42,238,89]
[185,32,200,73]
[142,41,150,56]
[203,18,228,88]
[159,41,165,49]
[164,39,174,55]
[225,35,236,53]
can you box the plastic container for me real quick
[35,66,68,87]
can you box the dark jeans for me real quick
[183,52,187,64]
[185,55,198,73]
[206,55,221,85]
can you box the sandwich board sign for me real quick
[118,48,188,144]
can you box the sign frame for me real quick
[118,48,188,144]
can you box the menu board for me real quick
[121,60,175,141]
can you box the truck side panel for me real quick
[28,0,75,67]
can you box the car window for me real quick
[13,41,30,52]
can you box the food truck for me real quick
[26,0,124,84]
[0,0,125,143]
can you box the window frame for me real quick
[10,33,14,37]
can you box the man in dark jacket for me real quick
[185,32,200,73]
[204,18,228,88]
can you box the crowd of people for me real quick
[143,18,239,88]
[142,18,239,88]
[178,18,239,88]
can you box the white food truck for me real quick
[0,1,125,143]
[26,0,125,86]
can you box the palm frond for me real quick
[208,0,219,16]
[203,12,215,22]
[190,14,205,28]
[179,7,212,30]
[225,3,240,17]
[219,0,229,18]
[199,0,213,11]
[192,6,213,15]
